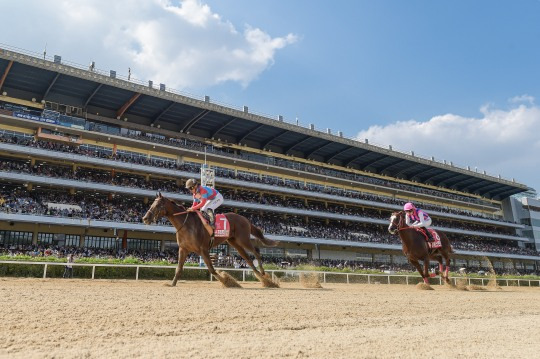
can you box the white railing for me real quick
[1,261,539,287]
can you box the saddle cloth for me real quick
[415,228,442,249]
[195,212,230,238]
[213,214,230,238]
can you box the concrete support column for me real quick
[32,231,38,245]
[160,239,165,252]
[79,234,85,247]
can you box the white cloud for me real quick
[356,100,540,190]
[509,94,535,105]
[1,0,297,91]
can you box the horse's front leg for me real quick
[171,247,188,287]
[423,258,431,284]
[410,259,427,284]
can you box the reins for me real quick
[396,212,413,231]
[172,210,190,234]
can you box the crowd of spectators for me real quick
[0,189,169,225]
[0,129,513,226]
[121,130,494,207]
[0,156,517,237]
[0,183,537,257]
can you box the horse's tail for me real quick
[441,232,455,253]
[250,224,279,247]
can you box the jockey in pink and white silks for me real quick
[403,202,434,241]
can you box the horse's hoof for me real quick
[416,282,434,290]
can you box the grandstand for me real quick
[0,44,538,274]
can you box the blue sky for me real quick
[2,0,539,194]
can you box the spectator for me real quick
[63,253,74,278]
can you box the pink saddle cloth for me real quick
[415,228,442,249]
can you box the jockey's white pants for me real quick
[411,218,432,228]
[201,193,224,213]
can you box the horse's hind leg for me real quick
[443,255,451,284]
[252,246,266,276]
[171,248,188,287]
[228,240,264,279]
[434,256,444,280]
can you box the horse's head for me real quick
[143,193,168,224]
[388,211,405,234]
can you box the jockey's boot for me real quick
[207,209,215,229]
[424,228,433,242]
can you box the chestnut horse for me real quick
[388,211,453,284]
[142,193,279,287]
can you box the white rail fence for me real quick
[1,260,539,287]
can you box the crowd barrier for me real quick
[1,260,539,287]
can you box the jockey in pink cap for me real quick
[403,202,434,241]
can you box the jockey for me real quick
[185,178,223,228]
[403,202,434,242]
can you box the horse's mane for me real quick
[167,197,186,211]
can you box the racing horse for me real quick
[388,211,453,284]
[142,193,279,287]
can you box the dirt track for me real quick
[1,278,539,358]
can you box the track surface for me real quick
[1,278,539,358]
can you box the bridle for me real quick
[389,211,412,234]
[147,199,165,223]
[148,197,192,234]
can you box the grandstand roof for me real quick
[0,47,529,200]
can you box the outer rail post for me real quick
[136,266,139,281]
[43,264,48,279]
[92,266,95,279]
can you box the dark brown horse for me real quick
[388,211,453,284]
[142,193,279,287]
